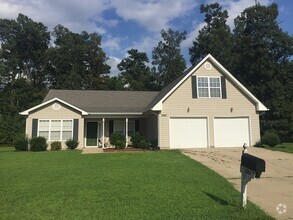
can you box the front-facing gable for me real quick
[20,97,89,116]
[151,54,268,112]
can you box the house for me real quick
[20,54,268,149]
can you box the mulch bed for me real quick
[103,147,148,153]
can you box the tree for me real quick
[0,14,50,144]
[189,3,233,70]
[0,14,50,87]
[48,25,110,89]
[117,49,156,91]
[0,78,46,144]
[107,76,125,90]
[152,29,187,88]
[233,3,293,141]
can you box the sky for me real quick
[0,0,292,76]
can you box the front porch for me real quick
[83,114,157,148]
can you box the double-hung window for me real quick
[197,76,221,98]
[39,120,50,140]
[38,119,73,141]
[114,121,135,136]
[114,121,125,135]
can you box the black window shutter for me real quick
[109,120,114,135]
[32,119,38,137]
[221,76,227,99]
[135,120,140,132]
[191,76,197,98]
[73,119,79,140]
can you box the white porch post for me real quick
[125,118,128,147]
[102,118,105,148]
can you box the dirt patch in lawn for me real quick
[103,147,148,153]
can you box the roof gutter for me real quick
[87,112,143,115]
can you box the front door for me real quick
[86,122,98,146]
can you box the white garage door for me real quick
[214,117,250,147]
[169,118,208,149]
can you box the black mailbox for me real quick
[241,154,265,178]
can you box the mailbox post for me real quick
[240,144,265,208]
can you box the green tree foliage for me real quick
[48,25,110,89]
[107,76,125,90]
[118,49,157,91]
[0,78,46,144]
[0,14,50,86]
[152,29,187,88]
[0,14,49,144]
[189,3,233,70]
[233,3,293,141]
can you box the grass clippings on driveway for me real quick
[0,149,272,219]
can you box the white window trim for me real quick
[114,121,125,135]
[113,120,135,136]
[197,76,222,98]
[37,119,73,141]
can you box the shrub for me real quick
[131,132,143,148]
[110,133,126,149]
[14,137,29,151]
[138,139,151,149]
[51,141,62,151]
[130,132,150,149]
[30,136,47,151]
[261,131,281,147]
[253,140,262,148]
[65,139,79,150]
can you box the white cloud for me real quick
[103,37,121,51]
[0,0,200,33]
[181,22,205,49]
[110,0,199,32]
[0,0,111,33]
[107,56,121,76]
[129,36,159,55]
[208,0,272,28]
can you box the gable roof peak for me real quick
[150,54,268,112]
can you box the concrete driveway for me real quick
[181,147,293,220]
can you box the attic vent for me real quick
[204,62,212,70]
[52,103,61,110]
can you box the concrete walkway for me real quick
[181,147,293,220]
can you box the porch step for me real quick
[82,148,104,154]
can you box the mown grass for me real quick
[263,143,293,154]
[0,149,272,219]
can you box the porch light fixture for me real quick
[187,107,190,112]
[230,107,233,112]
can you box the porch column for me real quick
[125,117,128,147]
[102,118,105,148]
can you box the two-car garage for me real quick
[169,117,250,149]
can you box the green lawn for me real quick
[0,149,271,219]
[263,143,293,154]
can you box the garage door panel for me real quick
[170,118,207,149]
[214,118,250,147]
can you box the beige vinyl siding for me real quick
[160,60,260,148]
[26,102,83,149]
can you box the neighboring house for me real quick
[20,54,268,149]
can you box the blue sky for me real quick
[0,0,292,76]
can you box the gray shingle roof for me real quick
[145,66,192,110]
[43,90,159,113]
[43,68,191,114]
